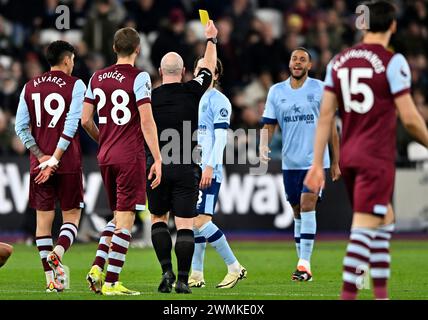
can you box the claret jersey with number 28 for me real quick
[84,64,152,165]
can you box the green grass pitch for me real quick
[0,240,427,300]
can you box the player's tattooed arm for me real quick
[29,145,45,160]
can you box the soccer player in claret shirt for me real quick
[15,40,86,292]
[82,27,162,296]
[305,0,428,300]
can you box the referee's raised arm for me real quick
[200,20,218,76]
[184,20,218,97]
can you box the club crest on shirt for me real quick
[202,104,208,112]
[198,124,207,134]
[307,94,315,102]
[291,104,301,113]
[220,108,229,117]
[400,67,408,78]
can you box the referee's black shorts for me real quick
[146,164,201,218]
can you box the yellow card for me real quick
[199,9,210,25]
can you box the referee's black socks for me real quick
[175,229,195,284]
[151,222,173,274]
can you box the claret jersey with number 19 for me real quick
[16,70,85,174]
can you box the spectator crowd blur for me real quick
[0,0,427,165]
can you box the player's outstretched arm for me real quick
[395,93,428,148]
[81,102,100,143]
[304,90,337,192]
[138,103,162,189]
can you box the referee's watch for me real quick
[207,37,218,44]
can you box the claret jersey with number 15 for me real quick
[84,64,152,165]
[324,43,412,167]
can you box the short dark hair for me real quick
[365,0,396,33]
[113,27,140,56]
[291,47,312,61]
[45,40,75,67]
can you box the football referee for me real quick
[147,20,218,294]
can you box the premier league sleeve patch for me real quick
[220,108,229,117]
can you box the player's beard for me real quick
[291,68,307,80]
